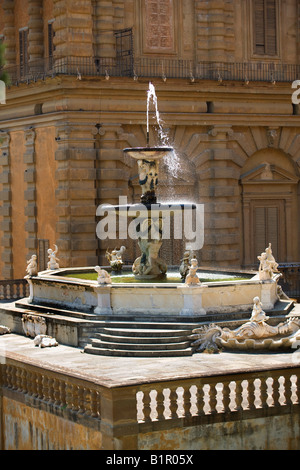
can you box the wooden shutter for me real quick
[19,29,28,77]
[254,206,278,260]
[48,22,55,58]
[253,0,277,55]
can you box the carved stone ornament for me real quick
[190,296,300,352]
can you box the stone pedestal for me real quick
[178,285,207,316]
[93,285,113,315]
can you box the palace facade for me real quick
[0,0,300,279]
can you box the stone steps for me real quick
[84,322,195,357]
[84,345,193,358]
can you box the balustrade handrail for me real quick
[0,279,29,301]
[1,355,299,428]
[4,56,300,86]
[136,366,300,425]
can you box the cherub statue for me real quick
[47,244,59,270]
[185,258,201,286]
[179,250,193,282]
[106,246,126,273]
[95,266,112,285]
[257,251,273,280]
[250,296,269,324]
[26,254,38,277]
[265,243,279,273]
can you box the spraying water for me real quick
[146,82,181,179]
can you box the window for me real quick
[48,21,55,67]
[19,28,29,77]
[253,0,277,55]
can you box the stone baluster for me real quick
[196,383,206,416]
[90,389,101,419]
[155,388,165,421]
[222,380,231,413]
[247,378,256,410]
[259,377,269,409]
[141,390,152,423]
[169,386,178,419]
[183,386,192,418]
[234,380,243,412]
[208,383,218,414]
[282,373,293,407]
[272,375,281,407]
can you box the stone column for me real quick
[28,0,44,63]
[55,123,98,268]
[53,0,94,62]
[0,131,13,279]
[24,128,38,259]
[198,125,241,268]
[3,0,16,67]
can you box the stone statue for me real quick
[185,258,201,286]
[47,244,59,270]
[265,243,279,273]
[26,254,38,277]
[258,243,279,281]
[191,296,300,352]
[137,159,159,204]
[106,246,126,273]
[132,217,167,279]
[179,251,192,282]
[95,266,112,285]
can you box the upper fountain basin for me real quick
[123,147,173,160]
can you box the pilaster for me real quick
[95,124,130,264]
[93,0,115,58]
[3,0,16,67]
[198,125,241,268]
[28,0,44,62]
[195,0,235,63]
[24,128,38,258]
[53,0,94,61]
[0,131,13,279]
[55,123,98,268]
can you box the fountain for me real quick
[0,84,295,357]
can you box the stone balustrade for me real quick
[136,369,299,423]
[1,353,300,449]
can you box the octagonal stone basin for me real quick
[25,267,280,318]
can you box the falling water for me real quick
[146,82,181,180]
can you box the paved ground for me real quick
[0,332,299,388]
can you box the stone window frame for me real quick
[246,0,281,61]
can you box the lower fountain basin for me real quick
[25,267,280,317]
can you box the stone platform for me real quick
[0,297,295,357]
